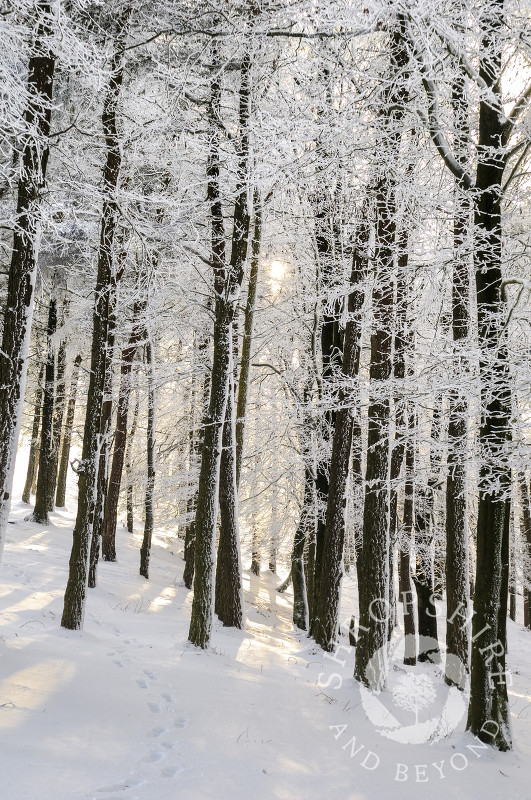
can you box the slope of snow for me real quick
[1,454,530,800]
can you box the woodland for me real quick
[0,1,531,796]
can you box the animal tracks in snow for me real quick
[100,648,185,786]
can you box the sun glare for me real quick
[269,260,286,280]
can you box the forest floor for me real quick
[1,457,531,799]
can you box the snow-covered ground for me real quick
[1,454,531,800]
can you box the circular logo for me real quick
[359,634,468,745]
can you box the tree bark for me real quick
[214,375,243,626]
[466,0,512,750]
[519,474,531,629]
[61,20,128,629]
[188,48,247,648]
[214,52,251,628]
[55,354,81,508]
[235,193,262,487]
[22,362,44,504]
[313,210,367,650]
[445,73,471,687]
[140,336,156,579]
[387,225,410,641]
[46,304,68,511]
[0,2,55,557]
[401,420,416,666]
[354,21,409,690]
[414,400,442,664]
[183,326,211,589]
[31,296,57,524]
[101,303,142,561]
[125,389,139,534]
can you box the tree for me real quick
[62,13,129,629]
[56,355,82,508]
[31,295,57,524]
[188,43,247,648]
[312,206,366,650]
[22,361,45,505]
[355,19,409,690]
[0,1,55,557]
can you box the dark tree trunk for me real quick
[466,0,512,751]
[445,73,471,689]
[22,362,45,504]
[313,211,367,650]
[215,382,243,627]
[414,400,442,664]
[235,193,262,487]
[31,297,57,524]
[413,487,440,664]
[401,423,416,665]
[354,180,395,689]
[55,354,81,507]
[310,254,342,630]
[291,465,314,629]
[188,301,232,647]
[308,66,345,632]
[354,22,409,690]
[250,523,261,576]
[140,336,156,579]
[188,49,247,648]
[46,306,68,511]
[213,53,251,628]
[61,22,128,630]
[101,303,142,561]
[509,512,516,622]
[519,475,531,628]
[387,226,410,641]
[125,390,139,534]
[0,2,55,554]
[89,246,124,586]
[183,328,211,589]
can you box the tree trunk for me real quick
[354,179,395,689]
[313,210,367,650]
[413,487,440,664]
[55,354,81,508]
[445,73,471,689]
[519,474,531,629]
[22,362,45,504]
[31,296,57,524]
[140,336,156,579]
[125,389,139,534]
[401,423,416,666]
[46,306,68,511]
[0,2,55,557]
[414,400,442,664]
[354,22,408,690]
[89,242,125,586]
[183,328,211,589]
[214,375,243,627]
[101,304,142,561]
[466,0,512,750]
[387,226,410,641]
[250,522,261,576]
[61,22,128,630]
[309,67,343,632]
[235,193,262,487]
[291,466,313,629]
[188,49,247,648]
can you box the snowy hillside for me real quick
[1,456,530,800]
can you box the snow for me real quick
[1,452,531,800]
